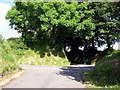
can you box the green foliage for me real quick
[6,2,97,50]
[18,49,69,66]
[6,2,120,55]
[93,2,120,47]
[0,40,21,76]
[0,35,4,64]
[0,37,70,77]
[6,38,70,66]
[0,35,4,44]
[101,49,119,60]
[7,38,28,60]
[3,1,120,81]
[84,50,120,88]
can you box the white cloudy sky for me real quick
[0,1,21,39]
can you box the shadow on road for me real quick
[57,65,94,83]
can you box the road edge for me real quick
[0,70,24,87]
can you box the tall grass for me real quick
[0,41,21,76]
[18,49,70,66]
[0,37,70,77]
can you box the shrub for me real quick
[0,40,21,76]
[84,50,120,88]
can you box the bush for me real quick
[84,50,120,88]
[0,40,21,76]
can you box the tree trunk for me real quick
[107,35,111,49]
[92,37,95,48]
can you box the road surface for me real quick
[1,64,94,88]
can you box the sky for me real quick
[0,0,21,39]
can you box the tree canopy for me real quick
[6,2,120,51]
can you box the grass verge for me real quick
[84,50,120,88]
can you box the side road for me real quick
[1,64,94,88]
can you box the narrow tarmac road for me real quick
[2,64,94,88]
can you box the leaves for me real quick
[6,2,120,50]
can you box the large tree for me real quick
[6,2,120,64]
[93,2,120,49]
[6,2,96,49]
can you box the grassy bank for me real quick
[18,49,69,66]
[84,50,120,88]
[0,41,22,77]
[0,37,70,78]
